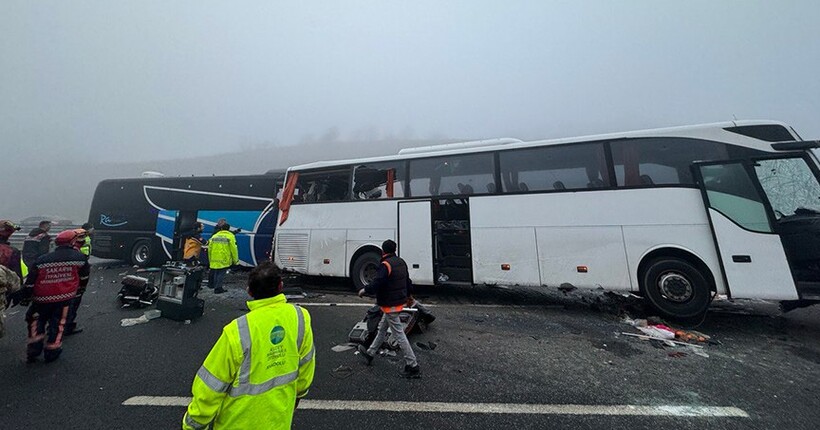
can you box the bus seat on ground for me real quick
[553,181,566,190]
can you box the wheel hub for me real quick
[658,272,693,303]
[360,262,379,285]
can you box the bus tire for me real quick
[130,239,155,267]
[352,252,381,291]
[641,257,710,319]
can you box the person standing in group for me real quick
[1,220,24,339]
[181,222,206,266]
[79,222,94,256]
[22,220,51,267]
[24,230,90,363]
[207,224,238,294]
[183,261,315,430]
[63,227,92,336]
[357,239,421,378]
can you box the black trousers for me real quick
[65,295,83,333]
[26,301,71,362]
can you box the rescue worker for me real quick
[1,221,24,338]
[207,224,238,294]
[357,239,421,378]
[183,261,315,429]
[22,220,52,267]
[63,227,91,336]
[79,222,94,256]
[181,222,205,266]
[24,229,90,362]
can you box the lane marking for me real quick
[292,302,561,309]
[122,397,748,417]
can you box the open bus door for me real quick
[398,201,435,285]
[693,154,820,303]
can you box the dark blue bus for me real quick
[88,173,283,267]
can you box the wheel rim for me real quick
[657,272,693,303]
[359,261,379,286]
[134,244,150,264]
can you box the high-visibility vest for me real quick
[183,294,315,430]
[207,230,238,269]
[80,236,91,256]
[20,257,28,278]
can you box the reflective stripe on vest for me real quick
[225,304,308,398]
[185,413,208,429]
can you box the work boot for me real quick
[400,364,421,379]
[357,345,373,365]
[214,288,226,294]
[65,327,84,336]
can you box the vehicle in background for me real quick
[88,173,283,267]
[273,121,820,318]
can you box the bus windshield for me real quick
[755,157,820,218]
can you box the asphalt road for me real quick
[1,263,818,429]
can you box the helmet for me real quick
[0,220,21,238]
[73,228,88,239]
[55,229,80,246]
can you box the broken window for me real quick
[352,162,405,200]
[295,168,351,203]
[755,157,820,218]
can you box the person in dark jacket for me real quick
[24,229,90,363]
[357,239,420,378]
[0,220,23,280]
[22,220,52,267]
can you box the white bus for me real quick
[274,121,820,318]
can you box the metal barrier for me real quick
[6,223,82,251]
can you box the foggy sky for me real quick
[2,1,820,219]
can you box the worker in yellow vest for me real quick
[183,261,315,429]
[207,223,238,294]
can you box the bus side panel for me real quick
[622,225,727,294]
[536,226,630,290]
[471,227,540,286]
[308,229,347,276]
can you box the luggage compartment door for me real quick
[398,200,434,285]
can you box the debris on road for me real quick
[331,343,357,353]
[416,341,438,351]
[331,365,354,379]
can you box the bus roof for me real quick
[288,120,799,172]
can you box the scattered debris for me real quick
[331,366,354,379]
[620,332,704,348]
[331,343,357,353]
[558,283,576,293]
[636,325,676,340]
[121,315,150,327]
[668,351,687,358]
[184,320,191,325]
[415,341,438,351]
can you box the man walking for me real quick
[22,220,51,267]
[207,223,238,294]
[24,230,90,363]
[183,261,315,429]
[357,239,421,378]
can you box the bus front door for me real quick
[398,201,435,285]
[694,159,807,301]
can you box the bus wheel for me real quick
[641,257,711,319]
[352,252,381,291]
[130,239,154,267]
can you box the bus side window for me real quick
[611,138,729,187]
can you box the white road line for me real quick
[292,302,558,309]
[122,397,748,417]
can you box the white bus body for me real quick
[274,121,820,318]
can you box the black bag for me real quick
[118,275,159,308]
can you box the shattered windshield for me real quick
[755,157,820,218]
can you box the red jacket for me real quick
[26,246,90,304]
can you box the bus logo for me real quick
[100,214,128,227]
